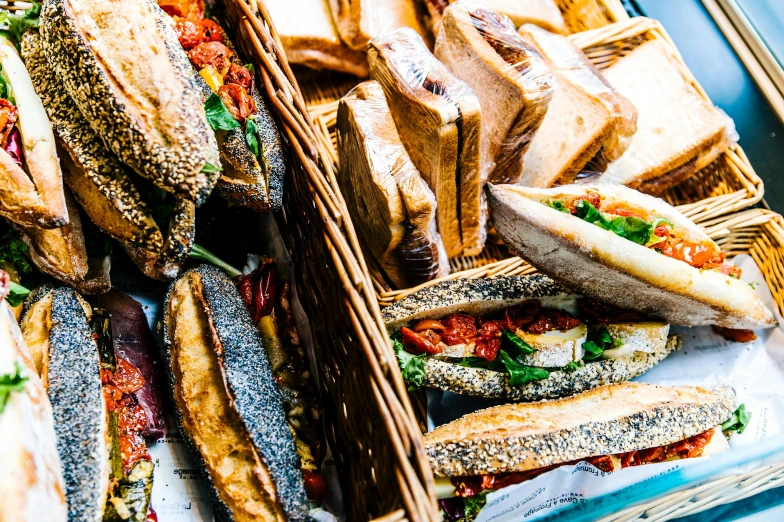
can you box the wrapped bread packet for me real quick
[423,0,567,36]
[337,81,449,288]
[435,0,556,185]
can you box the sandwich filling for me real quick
[393,296,667,389]
[0,65,22,166]
[545,192,741,277]
[234,259,328,502]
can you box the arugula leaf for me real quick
[0,65,11,103]
[202,161,222,174]
[749,281,758,289]
[189,244,242,277]
[575,200,655,246]
[463,492,489,521]
[244,63,256,74]
[391,333,425,391]
[498,350,549,387]
[501,330,536,357]
[0,2,41,50]
[547,200,569,213]
[204,93,240,131]
[722,404,751,434]
[0,227,32,276]
[562,361,580,373]
[6,281,30,307]
[245,116,260,158]
[582,328,614,361]
[0,362,27,414]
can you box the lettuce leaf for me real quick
[498,350,549,387]
[0,362,27,414]
[392,333,425,391]
[575,200,654,246]
[722,404,751,434]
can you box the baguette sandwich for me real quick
[163,0,288,212]
[518,24,638,186]
[163,264,318,521]
[385,275,678,400]
[267,0,368,76]
[337,80,449,288]
[0,272,67,522]
[423,0,567,36]
[40,0,221,205]
[20,286,165,522]
[427,382,743,520]
[0,35,67,229]
[597,39,731,195]
[435,1,555,185]
[488,183,777,328]
[330,0,431,51]
[369,28,485,257]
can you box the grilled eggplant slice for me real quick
[163,265,310,522]
[15,189,111,294]
[20,30,164,253]
[0,276,68,522]
[0,36,67,229]
[40,0,221,205]
[21,287,156,522]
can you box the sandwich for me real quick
[369,28,485,257]
[487,183,777,328]
[427,382,745,520]
[597,39,730,195]
[0,35,67,229]
[20,286,165,522]
[329,0,431,51]
[163,264,317,521]
[40,0,221,205]
[385,275,678,400]
[423,0,567,36]
[337,80,449,288]
[518,24,638,186]
[0,271,68,522]
[266,0,369,77]
[163,0,288,213]
[435,1,555,185]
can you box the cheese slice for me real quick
[516,324,587,367]
[435,476,457,499]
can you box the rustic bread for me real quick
[329,0,431,51]
[487,183,777,328]
[337,81,449,288]
[425,0,567,35]
[425,382,736,476]
[518,24,638,186]
[369,28,485,257]
[598,39,728,194]
[267,0,368,76]
[436,2,554,184]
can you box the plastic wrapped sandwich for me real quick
[423,0,567,36]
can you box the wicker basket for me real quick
[220,2,781,521]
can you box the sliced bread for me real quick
[329,0,431,51]
[424,0,567,36]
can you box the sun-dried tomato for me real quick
[199,18,223,43]
[604,206,642,218]
[586,455,615,472]
[0,99,18,150]
[504,300,541,330]
[400,327,443,355]
[159,0,204,21]
[225,62,253,91]
[412,319,445,332]
[146,508,158,522]
[218,83,257,123]
[525,309,580,335]
[569,192,601,214]
[302,470,328,500]
[111,358,146,395]
[479,319,505,339]
[712,326,756,342]
[118,403,148,433]
[475,337,501,361]
[235,274,254,309]
[440,314,478,346]
[118,432,151,473]
[174,19,203,50]
[188,41,234,74]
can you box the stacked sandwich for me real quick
[387,181,775,519]
[0,0,286,292]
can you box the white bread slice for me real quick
[329,0,431,51]
[435,2,555,185]
[487,183,777,328]
[337,81,449,288]
[518,24,638,186]
[425,0,567,36]
[598,40,728,193]
[425,382,735,476]
[267,0,368,77]
[369,28,485,257]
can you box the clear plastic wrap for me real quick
[423,0,567,36]
[329,0,432,51]
[597,38,738,196]
[266,0,368,77]
[517,23,639,187]
[368,27,486,258]
[435,0,556,185]
[336,81,450,288]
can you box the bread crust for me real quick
[425,382,735,476]
[487,184,777,328]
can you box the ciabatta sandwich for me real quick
[369,27,485,257]
[597,38,730,195]
[384,275,677,400]
[0,272,67,522]
[427,383,742,520]
[435,1,555,185]
[337,80,449,288]
[488,183,777,328]
[518,24,638,186]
